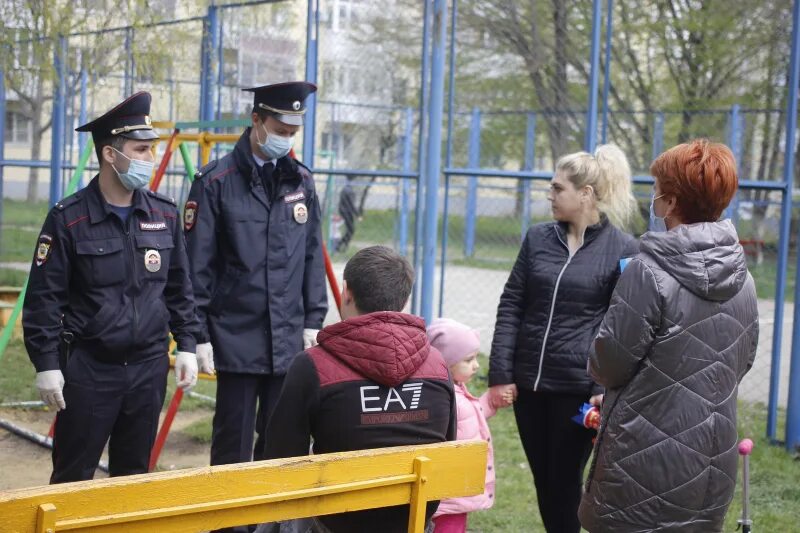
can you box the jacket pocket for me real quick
[135,233,175,282]
[75,238,126,287]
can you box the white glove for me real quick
[196,342,215,375]
[303,328,320,349]
[36,370,66,411]
[174,351,198,391]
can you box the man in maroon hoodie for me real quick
[265,245,456,533]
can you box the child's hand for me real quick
[489,384,517,408]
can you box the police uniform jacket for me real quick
[23,176,200,372]
[185,129,328,375]
[265,311,456,533]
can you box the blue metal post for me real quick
[784,0,800,451]
[50,36,67,206]
[201,5,219,122]
[399,107,413,255]
[303,0,319,166]
[652,112,665,160]
[521,112,536,240]
[584,0,603,152]
[420,0,447,324]
[600,0,614,144]
[725,104,742,221]
[411,0,432,315]
[78,69,88,190]
[438,0,458,317]
[464,107,480,258]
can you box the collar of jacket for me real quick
[86,175,150,224]
[233,128,301,187]
[554,214,610,246]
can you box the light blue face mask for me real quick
[256,123,294,160]
[112,148,154,191]
[649,193,667,232]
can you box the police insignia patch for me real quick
[144,249,161,273]
[35,234,53,267]
[184,201,198,231]
[293,203,308,224]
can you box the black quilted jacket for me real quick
[489,217,638,395]
[579,220,758,532]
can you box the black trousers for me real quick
[513,389,595,533]
[210,372,286,466]
[51,350,168,484]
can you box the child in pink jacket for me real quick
[427,318,512,533]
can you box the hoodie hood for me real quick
[317,311,433,387]
[641,219,748,302]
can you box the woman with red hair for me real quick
[578,139,759,532]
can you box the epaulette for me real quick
[54,190,84,211]
[194,159,221,181]
[293,158,312,174]
[146,189,177,206]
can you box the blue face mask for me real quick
[256,123,294,160]
[649,193,667,232]
[112,148,154,191]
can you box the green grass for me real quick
[1,199,49,263]
[183,416,214,444]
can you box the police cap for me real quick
[75,91,159,143]
[243,81,317,126]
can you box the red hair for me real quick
[650,139,738,224]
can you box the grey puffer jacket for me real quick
[578,220,758,533]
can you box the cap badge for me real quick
[292,100,301,111]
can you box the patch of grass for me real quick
[182,416,213,444]
[0,269,29,286]
[0,338,38,403]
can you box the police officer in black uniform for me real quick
[23,92,200,483]
[184,82,328,474]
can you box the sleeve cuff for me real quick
[175,334,197,354]
[591,382,605,396]
[32,352,61,373]
[488,371,514,387]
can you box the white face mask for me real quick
[111,147,154,190]
[649,193,667,232]
[256,123,293,160]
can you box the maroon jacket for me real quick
[265,311,456,533]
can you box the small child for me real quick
[427,318,512,533]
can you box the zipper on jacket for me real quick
[124,214,135,367]
[532,227,584,391]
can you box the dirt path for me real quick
[0,407,214,491]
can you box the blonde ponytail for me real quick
[554,143,637,229]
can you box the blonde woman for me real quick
[488,145,639,533]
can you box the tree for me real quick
[0,0,188,202]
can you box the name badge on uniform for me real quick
[293,203,308,224]
[140,221,167,231]
[285,191,305,203]
[144,249,162,273]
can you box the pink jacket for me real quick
[434,383,496,517]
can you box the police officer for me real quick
[23,92,200,483]
[185,81,328,472]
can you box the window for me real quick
[5,111,32,144]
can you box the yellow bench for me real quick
[0,440,487,533]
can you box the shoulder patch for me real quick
[147,190,177,206]
[184,201,198,231]
[35,234,53,267]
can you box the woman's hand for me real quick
[589,394,604,407]
[490,384,518,408]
